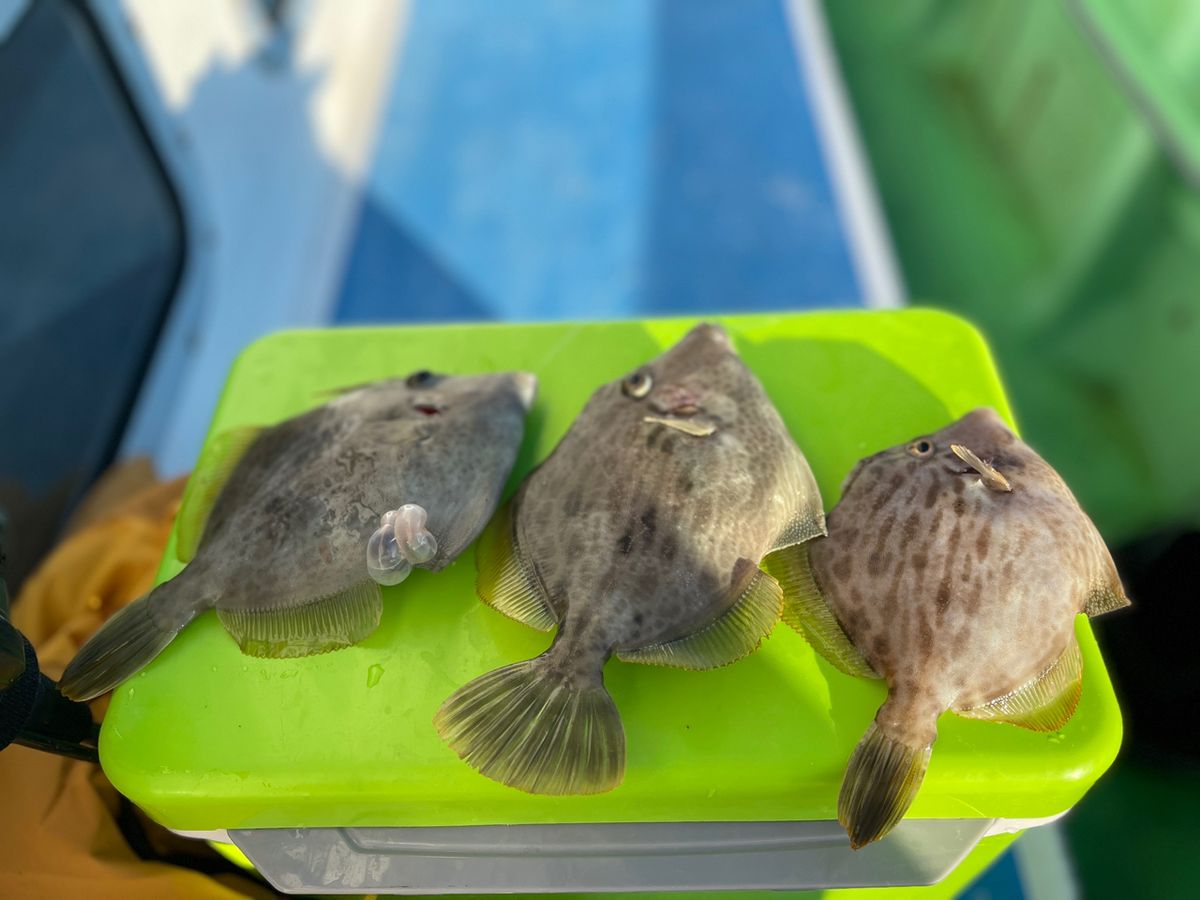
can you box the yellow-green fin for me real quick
[763,542,877,679]
[955,637,1083,732]
[616,559,782,670]
[1083,584,1130,618]
[839,722,931,849]
[216,580,382,658]
[176,425,262,562]
[475,501,556,631]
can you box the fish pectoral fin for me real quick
[176,425,263,562]
[1083,584,1130,618]
[474,501,557,632]
[616,559,782,670]
[954,637,1083,732]
[216,580,382,658]
[763,543,878,679]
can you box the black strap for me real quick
[0,634,40,751]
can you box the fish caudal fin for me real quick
[764,543,878,679]
[838,722,931,849]
[435,657,625,795]
[59,584,198,701]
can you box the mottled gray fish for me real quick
[59,370,537,701]
[435,323,824,794]
[774,408,1129,848]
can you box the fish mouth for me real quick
[649,384,702,416]
[414,403,443,417]
[685,322,733,351]
[643,384,715,436]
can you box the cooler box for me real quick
[99,310,1122,894]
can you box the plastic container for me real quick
[100,310,1122,893]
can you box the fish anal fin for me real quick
[475,502,556,631]
[176,425,263,562]
[763,543,878,679]
[955,638,1083,732]
[1083,584,1130,618]
[216,580,382,658]
[616,558,782,670]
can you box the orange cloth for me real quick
[0,462,272,900]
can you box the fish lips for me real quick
[649,384,702,416]
[643,385,717,435]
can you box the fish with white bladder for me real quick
[60,369,536,700]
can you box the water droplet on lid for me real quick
[366,663,384,688]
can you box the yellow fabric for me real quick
[0,462,272,899]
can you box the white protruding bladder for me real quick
[366,503,439,586]
[393,503,438,563]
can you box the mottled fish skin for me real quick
[59,370,535,700]
[197,372,535,611]
[436,323,825,794]
[809,407,1128,846]
[520,325,821,680]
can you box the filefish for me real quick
[435,323,825,794]
[776,408,1129,848]
[59,370,537,701]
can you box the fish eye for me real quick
[907,439,935,458]
[406,370,436,389]
[622,370,653,399]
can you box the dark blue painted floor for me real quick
[335,0,861,324]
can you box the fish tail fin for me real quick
[838,721,932,849]
[435,654,625,795]
[59,579,200,701]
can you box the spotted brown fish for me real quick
[435,323,825,794]
[60,370,536,701]
[773,408,1129,847]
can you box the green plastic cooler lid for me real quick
[100,310,1122,832]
